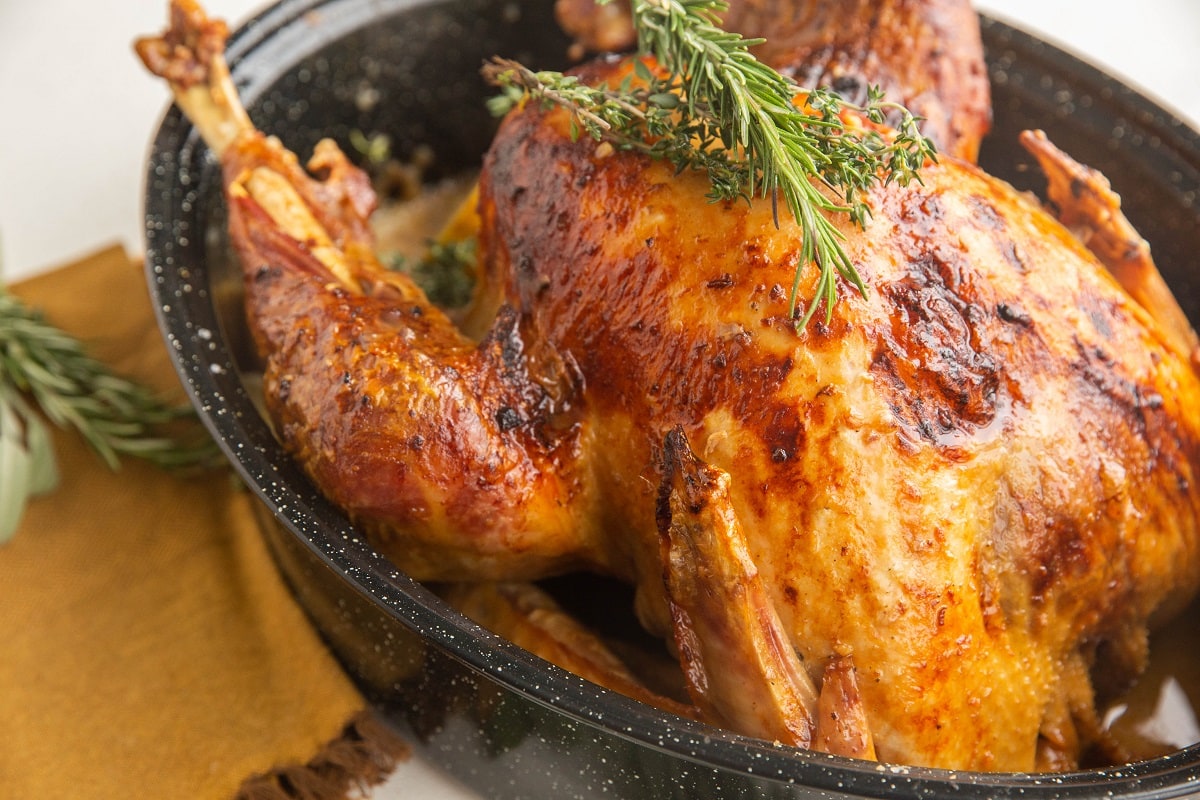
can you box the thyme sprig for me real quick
[0,286,220,540]
[485,0,936,329]
[385,239,478,309]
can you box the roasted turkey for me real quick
[137,0,1200,772]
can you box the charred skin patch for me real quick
[870,193,1011,449]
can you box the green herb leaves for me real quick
[0,385,58,543]
[485,0,936,330]
[0,286,220,541]
[385,239,478,309]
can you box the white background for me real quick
[1,1,1198,284]
[1,1,1197,796]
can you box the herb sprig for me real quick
[385,239,478,309]
[0,286,220,541]
[485,0,936,329]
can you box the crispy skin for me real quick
[553,0,991,162]
[724,0,992,161]
[140,0,1200,772]
[477,61,1200,767]
[221,132,603,581]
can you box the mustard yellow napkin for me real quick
[0,245,406,798]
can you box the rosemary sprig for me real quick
[0,286,220,540]
[485,0,936,329]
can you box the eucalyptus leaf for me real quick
[0,429,34,543]
[0,393,57,543]
[23,406,59,496]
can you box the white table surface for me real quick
[2,2,1197,797]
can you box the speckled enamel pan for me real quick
[142,0,1200,796]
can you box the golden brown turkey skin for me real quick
[554,0,992,161]
[477,58,1200,769]
[221,133,606,582]
[138,0,1200,772]
[725,0,992,161]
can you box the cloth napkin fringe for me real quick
[234,711,409,800]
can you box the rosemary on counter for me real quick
[485,0,936,330]
[0,286,220,541]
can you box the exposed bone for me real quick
[134,0,252,157]
[235,167,356,287]
[137,0,365,289]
